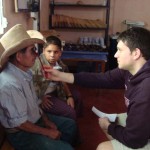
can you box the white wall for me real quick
[40,0,150,43]
[2,0,150,43]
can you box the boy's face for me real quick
[114,40,135,71]
[43,44,62,66]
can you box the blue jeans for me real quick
[7,114,76,150]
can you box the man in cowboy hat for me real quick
[0,43,4,69]
[0,24,76,150]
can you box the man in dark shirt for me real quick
[45,27,150,150]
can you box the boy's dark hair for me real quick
[117,27,150,60]
[43,36,62,50]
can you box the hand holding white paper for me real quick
[92,106,117,122]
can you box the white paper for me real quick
[92,106,117,122]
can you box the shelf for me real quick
[49,0,110,47]
[50,3,108,8]
[62,51,108,61]
[49,0,110,71]
[61,51,108,72]
[50,27,107,30]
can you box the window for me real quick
[0,0,8,34]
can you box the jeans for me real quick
[7,114,76,150]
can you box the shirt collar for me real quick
[7,62,33,82]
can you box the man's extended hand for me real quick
[44,68,61,81]
[44,68,74,84]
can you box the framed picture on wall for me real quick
[14,0,39,13]
[14,0,29,12]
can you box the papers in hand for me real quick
[92,106,117,122]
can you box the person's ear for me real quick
[16,52,22,62]
[133,48,141,60]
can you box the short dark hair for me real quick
[43,36,62,50]
[117,27,150,60]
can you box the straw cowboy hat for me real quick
[0,24,45,68]
[0,43,5,68]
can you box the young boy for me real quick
[32,36,82,120]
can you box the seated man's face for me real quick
[43,44,62,66]
[17,45,37,71]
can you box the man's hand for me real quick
[41,112,61,140]
[44,68,61,81]
[18,120,60,140]
[41,95,53,110]
[45,120,57,130]
[42,113,57,130]
[98,117,111,130]
[44,68,74,84]
[46,128,61,140]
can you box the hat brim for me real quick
[0,38,44,68]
